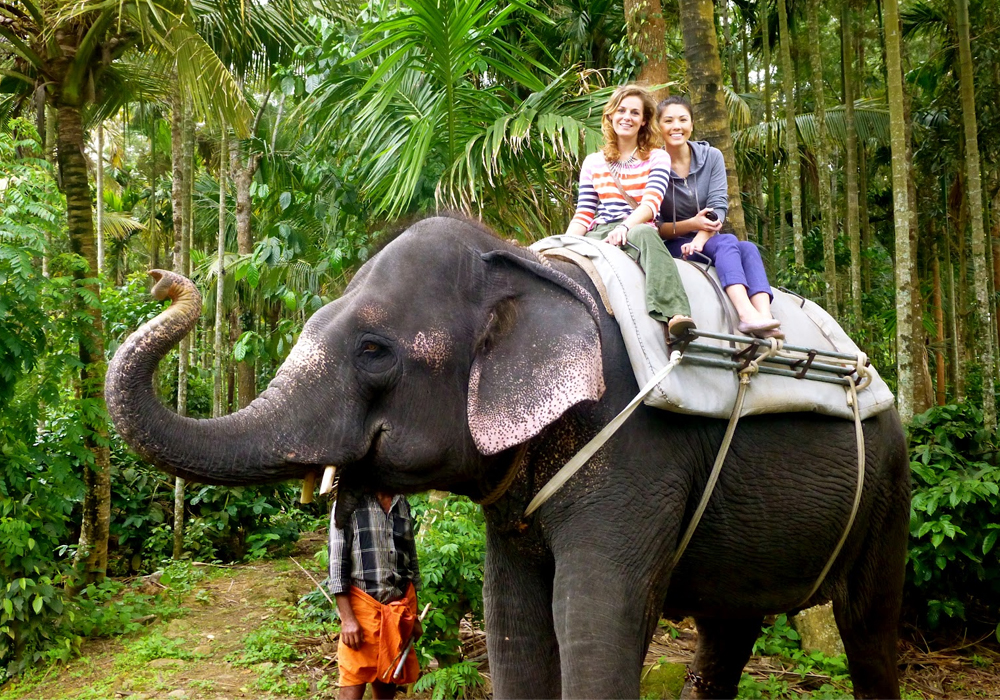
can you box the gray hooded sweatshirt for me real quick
[658,140,729,233]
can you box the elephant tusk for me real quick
[319,465,337,495]
[300,471,318,504]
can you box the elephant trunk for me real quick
[106,270,312,485]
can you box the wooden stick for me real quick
[289,555,336,608]
[389,602,433,681]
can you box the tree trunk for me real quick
[842,0,862,324]
[933,246,946,405]
[946,238,964,401]
[883,0,916,422]
[149,118,159,271]
[677,0,748,240]
[171,86,190,561]
[780,168,789,257]
[624,0,671,102]
[807,0,838,316]
[215,130,228,419]
[232,140,259,409]
[171,84,186,276]
[742,11,750,95]
[777,0,804,263]
[721,0,738,90]
[228,308,239,412]
[956,0,996,429]
[96,122,105,276]
[762,0,775,257]
[58,103,111,587]
[993,237,1000,373]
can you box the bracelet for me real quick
[614,223,629,232]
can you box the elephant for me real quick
[106,215,910,699]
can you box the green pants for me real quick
[586,223,691,322]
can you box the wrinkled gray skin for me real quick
[106,216,909,700]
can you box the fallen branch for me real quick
[289,556,336,608]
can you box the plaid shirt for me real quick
[328,494,421,605]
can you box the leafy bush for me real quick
[736,615,852,699]
[411,494,486,666]
[907,403,1000,629]
[413,659,486,699]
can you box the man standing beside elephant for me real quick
[329,491,423,699]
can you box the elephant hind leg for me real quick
[833,566,904,699]
[833,506,907,698]
[680,617,763,700]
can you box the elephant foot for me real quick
[680,669,739,700]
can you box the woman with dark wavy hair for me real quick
[565,85,694,337]
[656,95,782,338]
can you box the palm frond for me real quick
[725,87,754,131]
[170,23,253,136]
[901,0,951,39]
[100,210,147,241]
[734,98,890,157]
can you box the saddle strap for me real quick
[537,249,615,316]
[524,351,684,517]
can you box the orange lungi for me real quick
[338,584,419,687]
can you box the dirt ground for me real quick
[0,532,339,700]
[3,531,999,699]
[644,620,1000,699]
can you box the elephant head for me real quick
[106,216,605,526]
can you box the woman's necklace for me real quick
[611,146,638,172]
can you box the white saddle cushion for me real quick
[530,235,895,421]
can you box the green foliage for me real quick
[227,616,326,667]
[411,494,486,665]
[907,403,1000,628]
[125,632,197,663]
[413,659,486,699]
[253,661,312,696]
[0,121,81,683]
[298,0,612,237]
[736,615,852,699]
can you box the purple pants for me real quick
[666,233,773,300]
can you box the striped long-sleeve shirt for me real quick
[570,148,672,230]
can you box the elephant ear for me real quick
[468,250,605,455]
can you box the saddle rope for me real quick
[524,339,869,606]
[524,351,684,516]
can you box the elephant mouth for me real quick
[299,421,390,501]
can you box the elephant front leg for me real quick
[551,554,665,699]
[484,540,561,699]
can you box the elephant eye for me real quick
[355,334,396,375]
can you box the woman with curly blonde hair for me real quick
[565,85,694,337]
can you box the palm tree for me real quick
[624,0,670,101]
[760,0,775,254]
[0,0,250,586]
[776,0,803,263]
[304,0,609,236]
[676,0,749,240]
[842,0,861,323]
[806,0,837,316]
[955,0,995,430]
[882,0,917,423]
